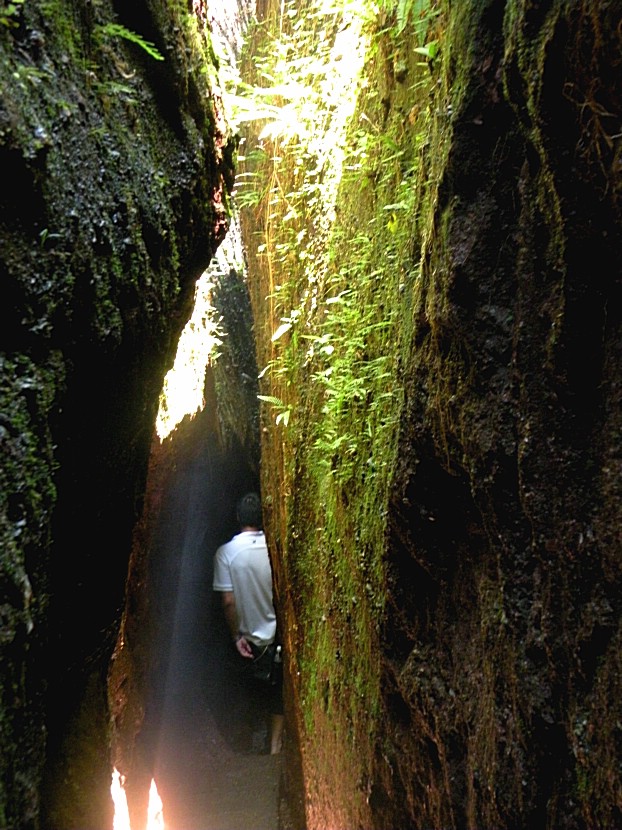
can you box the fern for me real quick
[98,23,165,62]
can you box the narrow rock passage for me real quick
[141,427,281,830]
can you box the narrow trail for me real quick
[153,674,280,830]
[142,434,281,830]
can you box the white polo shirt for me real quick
[213,530,276,645]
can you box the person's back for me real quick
[212,492,283,754]
[213,527,275,646]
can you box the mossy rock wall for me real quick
[0,1,233,827]
[382,3,621,828]
[241,1,621,828]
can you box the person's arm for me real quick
[221,591,238,639]
[221,591,253,658]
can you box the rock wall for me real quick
[383,3,622,828]
[239,1,622,828]
[0,1,233,826]
[2,0,620,827]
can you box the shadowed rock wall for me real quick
[382,4,621,828]
[242,2,621,828]
[0,1,233,826]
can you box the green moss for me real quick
[236,0,448,822]
[239,1,622,826]
[0,0,232,823]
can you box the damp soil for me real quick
[151,643,281,830]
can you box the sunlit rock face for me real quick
[239,2,622,829]
[0,0,234,826]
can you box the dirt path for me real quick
[154,695,281,829]
[149,589,282,830]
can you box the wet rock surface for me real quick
[0,2,234,825]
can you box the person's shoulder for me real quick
[215,534,238,556]
[235,530,267,550]
[220,531,253,550]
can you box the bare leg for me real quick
[270,714,284,755]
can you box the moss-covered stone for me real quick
[240,1,622,827]
[0,0,233,826]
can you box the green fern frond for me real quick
[99,23,165,62]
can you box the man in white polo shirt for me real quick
[213,492,283,754]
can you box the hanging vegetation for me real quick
[225,1,622,828]
[227,0,447,826]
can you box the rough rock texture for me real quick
[241,1,622,828]
[382,4,622,828]
[0,0,234,826]
[2,0,621,828]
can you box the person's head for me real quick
[236,492,263,529]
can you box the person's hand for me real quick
[235,634,253,659]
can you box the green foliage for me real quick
[257,394,291,426]
[95,22,165,62]
[234,0,447,815]
[375,0,440,41]
[0,0,24,28]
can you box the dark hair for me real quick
[236,492,263,529]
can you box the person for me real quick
[212,492,284,754]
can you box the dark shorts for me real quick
[245,641,283,716]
